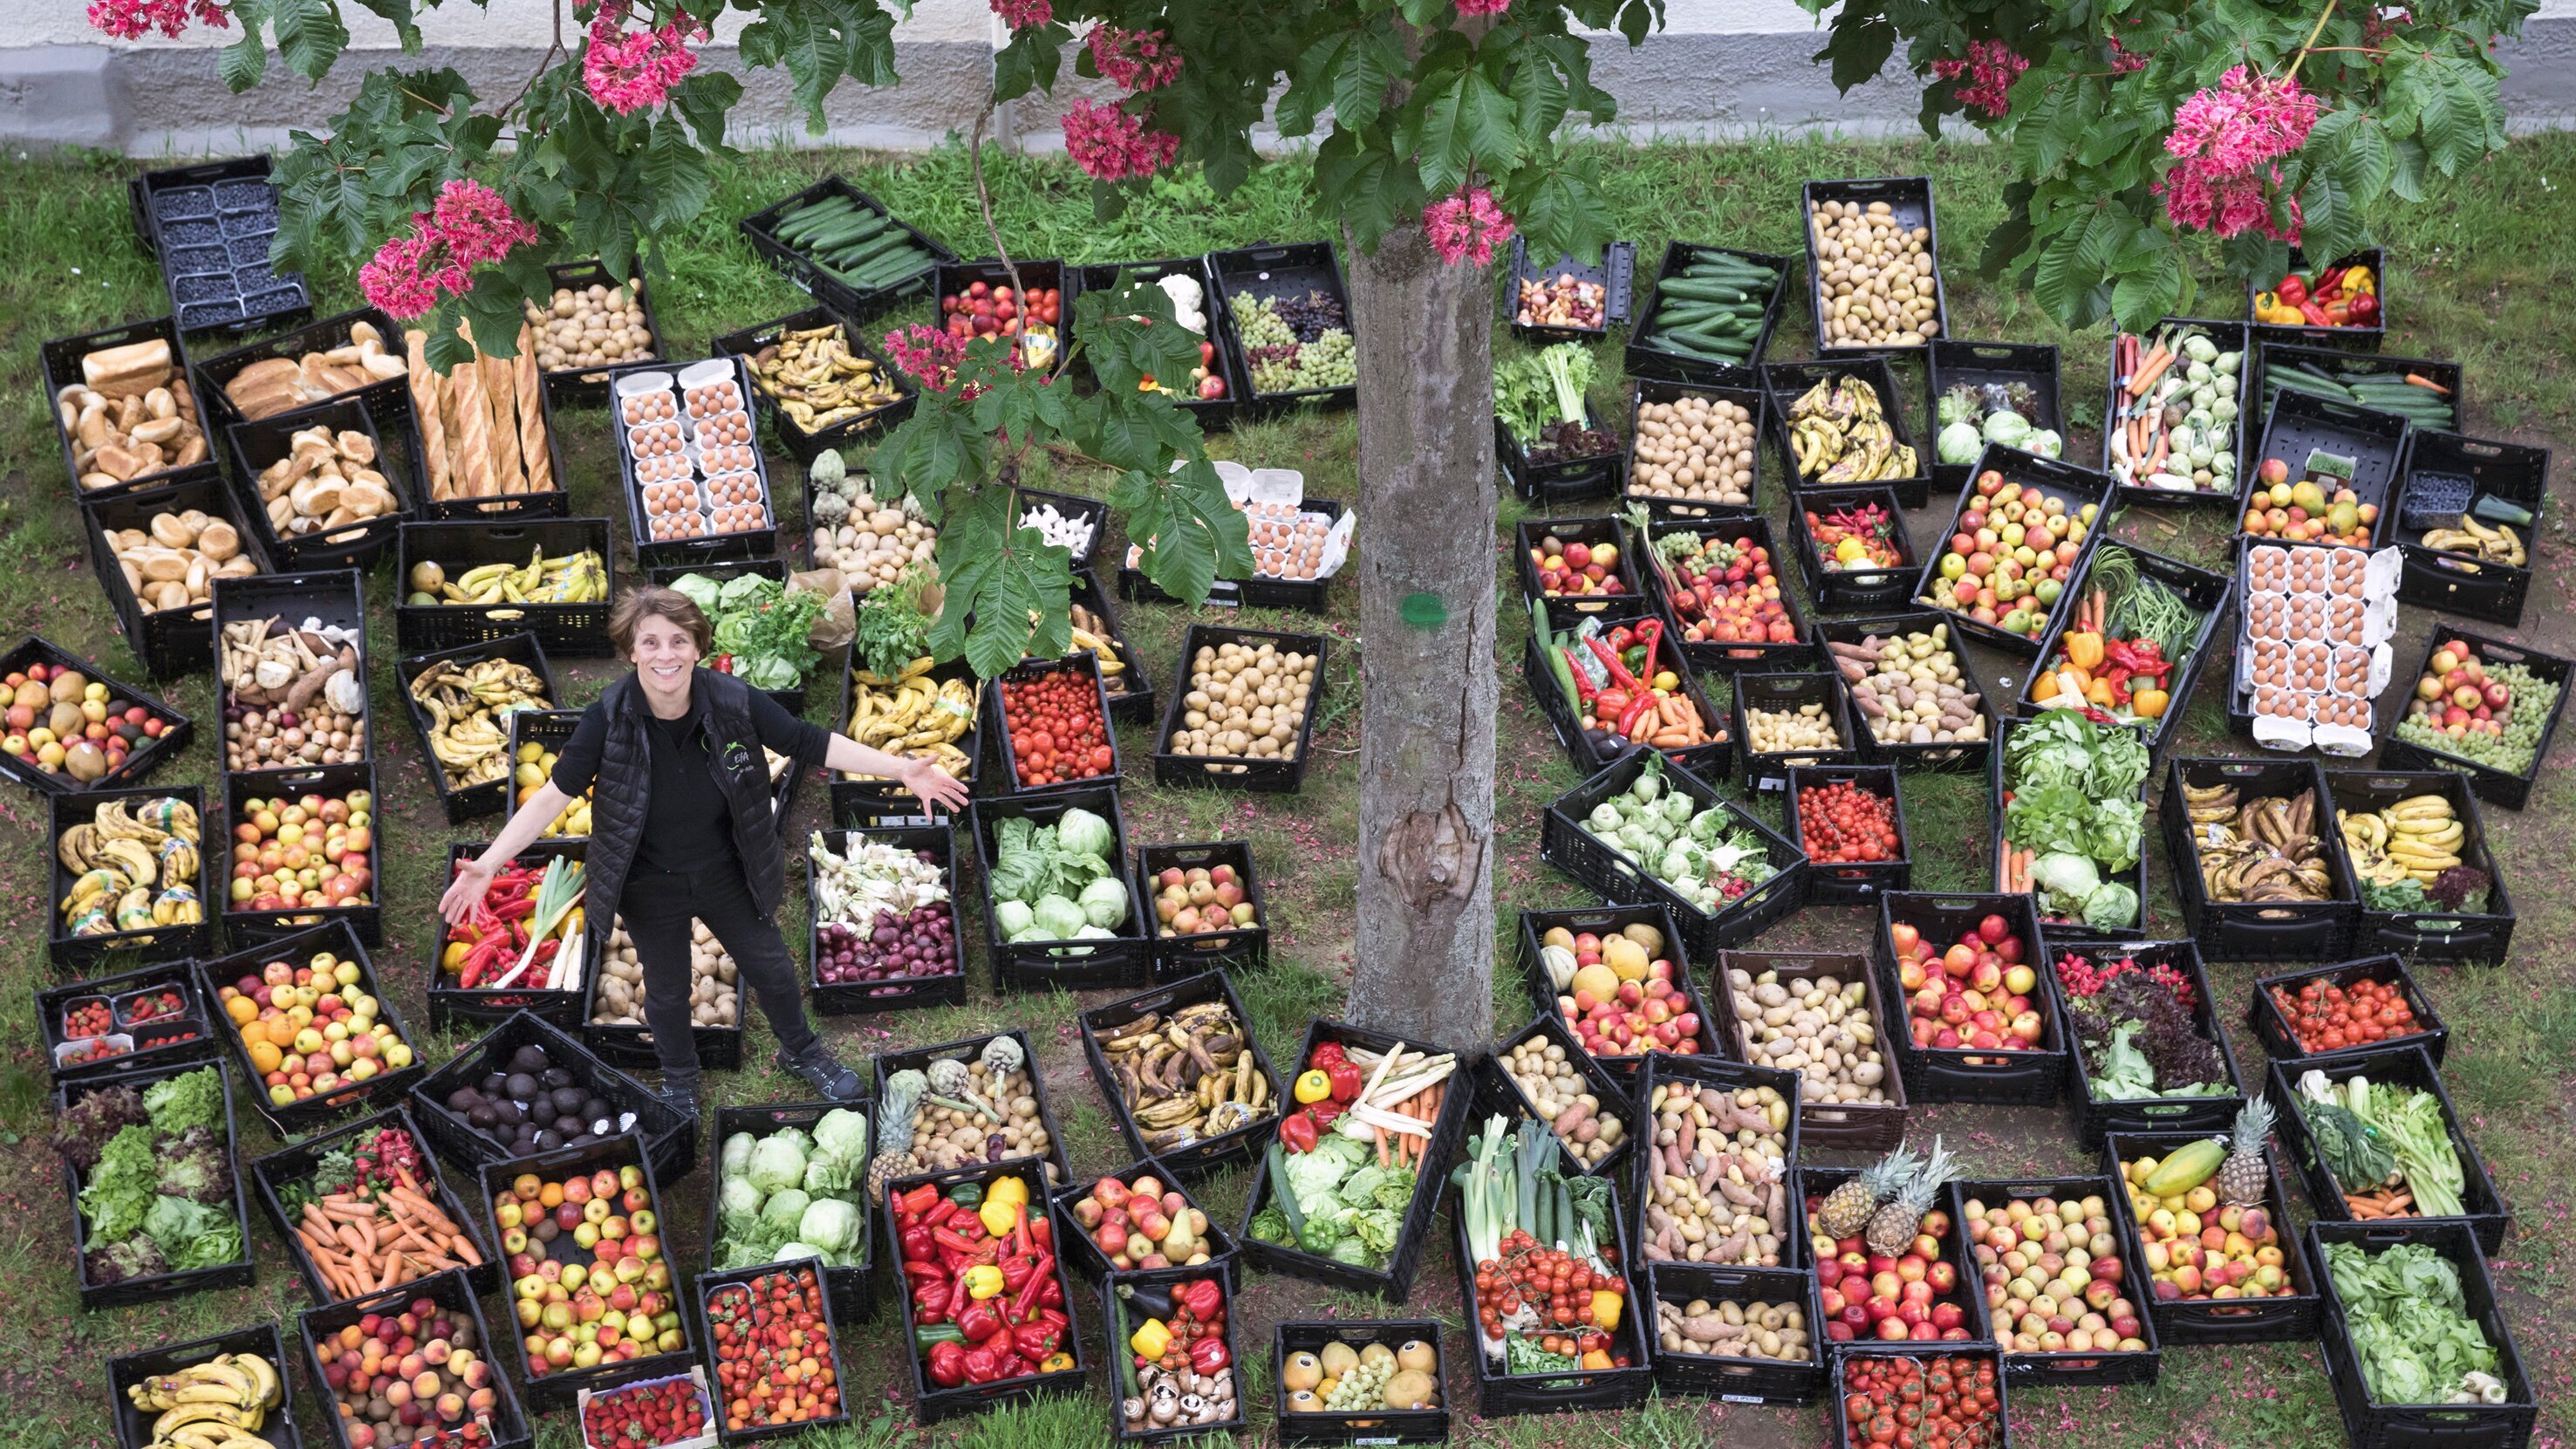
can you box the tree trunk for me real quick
[1340,222,1500,1054]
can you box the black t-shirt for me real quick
[549,676,832,881]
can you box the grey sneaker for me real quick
[775,1047,864,1101]
[659,1070,701,1119]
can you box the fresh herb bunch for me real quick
[2056,953,2229,1099]
[2364,866,2491,914]
[854,567,936,680]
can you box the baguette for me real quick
[512,325,552,495]
[404,329,452,499]
[448,350,497,499]
[478,341,526,495]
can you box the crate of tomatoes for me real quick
[990,653,1120,795]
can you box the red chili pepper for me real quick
[898,1183,942,1219]
[1560,645,1598,705]
[1584,634,1643,693]
[2299,299,2333,327]
[926,1339,969,1386]
[1028,1213,1052,1250]
[1188,1336,1231,1374]
[932,1226,983,1257]
[1279,1111,1318,1154]
[490,895,539,920]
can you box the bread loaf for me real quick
[81,338,174,398]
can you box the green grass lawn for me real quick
[0,131,2572,1449]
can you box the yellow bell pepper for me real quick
[1580,1350,1613,1370]
[2086,676,2117,708]
[1040,1352,1076,1373]
[987,1176,1030,1211]
[1130,1317,1172,1361]
[2132,687,2170,719]
[963,1264,1005,1300]
[2031,671,2060,702]
[2347,268,2374,296]
[2062,632,2104,671]
[1590,1289,1624,1331]
[979,1198,1022,1239]
[1294,1070,1333,1104]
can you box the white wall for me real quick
[16,0,995,47]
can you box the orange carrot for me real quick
[2404,373,2451,396]
[2128,346,2176,397]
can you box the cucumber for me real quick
[803,212,894,251]
[1682,259,1779,283]
[842,248,934,290]
[777,196,858,242]
[1651,301,1732,327]
[1657,278,1759,304]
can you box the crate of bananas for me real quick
[114,1337,286,1449]
[1768,363,1928,507]
[2168,757,2358,962]
[2330,771,2513,964]
[51,788,209,967]
[718,311,914,463]
[837,657,977,808]
[394,517,617,657]
[1079,973,1282,1178]
[402,635,559,825]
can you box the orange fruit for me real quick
[263,1016,298,1048]
[248,1041,283,1074]
[224,995,258,1026]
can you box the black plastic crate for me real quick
[702,1101,878,1325]
[1080,970,1285,1179]
[38,961,216,1083]
[1792,486,1917,613]
[1237,1017,1472,1300]
[468,1133,697,1411]
[1622,377,1775,520]
[805,824,967,1015]
[41,313,222,502]
[2252,342,2462,443]
[1206,242,1357,413]
[1505,236,1636,344]
[1524,598,1732,783]
[1516,513,1644,622]
[1272,1320,1452,1443]
[1763,356,1932,509]
[2242,388,2413,548]
[1072,256,1248,430]
[1733,671,1859,794]
[1927,339,2062,496]
[879,1156,1087,1423]
[427,839,591,1030]
[639,557,810,716]
[1632,510,1814,674]
[1802,176,1949,357]
[0,636,190,796]
[2267,1042,2509,1255]
[131,154,311,335]
[1827,1348,2014,1449]
[530,259,666,407]
[738,175,956,321]
[609,356,783,569]
[1712,949,1911,1153]
[1786,763,1910,905]
[394,517,617,656]
[871,1029,1073,1187]
[2249,247,2386,352]
[2322,769,2516,965]
[2163,755,2359,962]
[107,1321,303,1449]
[1133,839,1270,976]
[1817,613,1999,773]
[1798,1162,1992,1350]
[967,784,1152,992]
[2375,625,2572,811]
[2013,542,2231,757]
[2310,1220,2536,1449]
[1013,488,1110,570]
[1871,892,2067,1104]
[1515,902,1719,1090]
[295,1267,530,1449]
[410,1010,694,1185]
[222,396,411,571]
[2392,432,2550,627]
[2245,955,2448,1067]
[408,345,574,524]
[1640,1262,1821,1404]
[711,307,917,466]
[399,632,560,824]
[827,658,982,829]
[192,307,418,454]
[1498,383,1623,507]
[930,257,1075,375]
[1115,495,1349,613]
[2098,1127,2320,1344]
[79,469,268,677]
[251,1104,500,1302]
[1056,566,1153,728]
[1629,1051,1805,1265]
[1100,1263,1247,1443]
[1151,623,1328,792]
[1453,1147,1652,1417]
[1988,714,2150,946]
[47,781,218,969]
[1624,242,1794,386]
[209,567,373,783]
[1912,446,2114,657]
[1944,1175,2163,1386]
[987,651,1124,796]
[1049,1159,1240,1287]
[2105,318,2254,507]
[196,919,427,1136]
[1477,1013,1638,1182]
[2040,939,2245,1145]
[1538,748,1810,960]
[686,1260,852,1446]
[582,900,749,1073]
[60,1056,256,1309]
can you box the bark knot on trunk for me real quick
[1376,800,1484,910]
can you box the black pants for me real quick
[619,861,817,1081]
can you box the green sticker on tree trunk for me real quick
[1400,592,1448,627]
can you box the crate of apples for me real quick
[1807,1142,1975,1344]
[2115,1107,2297,1309]
[940,281,1062,367]
[494,1164,683,1379]
[1653,532,1795,645]
[2242,459,2374,545]
[1890,917,2044,1054]
[1960,1190,2147,1356]
[3,660,174,783]
[1923,470,2093,639]
[1540,923,1702,1059]
[1151,862,1256,939]
[1529,534,1626,599]
[229,789,374,912]
[216,947,414,1106]
[315,1295,504,1449]
[1069,1171,1219,1271]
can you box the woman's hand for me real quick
[900,757,972,812]
[440,857,497,927]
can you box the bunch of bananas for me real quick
[2182,782,2336,903]
[1098,999,1273,1151]
[411,656,552,789]
[58,794,202,936]
[409,547,608,610]
[844,657,975,781]
[747,323,903,431]
[1787,375,1919,484]
[127,1349,282,1449]
[2340,793,2467,886]
[1064,601,1134,700]
[2418,516,2525,569]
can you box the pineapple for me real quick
[2216,1096,2276,1206]
[1817,1143,1918,1240]
[1867,1137,1954,1258]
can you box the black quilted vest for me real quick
[584,669,786,919]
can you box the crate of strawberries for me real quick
[694,1261,846,1443]
[577,1370,717,1449]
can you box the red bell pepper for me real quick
[1309,1042,1345,1069]
[899,1183,943,1220]
[1028,1214,1052,1250]
[2277,274,2309,308]
[2350,290,2380,325]
[999,1248,1042,1295]
[1279,1111,1319,1154]
[1176,1280,1224,1320]
[961,1345,1008,1384]
[990,1350,1028,1382]
[955,1299,1002,1343]
[1323,1060,1364,1102]
[901,1224,938,1262]
[926,1340,969,1387]
[1011,1321,1063,1363]
[1188,1336,1231,1374]
[913,1280,952,1323]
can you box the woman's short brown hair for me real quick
[609,584,713,660]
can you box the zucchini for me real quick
[803,212,894,251]
[1656,278,1758,304]
[777,196,858,242]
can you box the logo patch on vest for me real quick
[720,740,755,774]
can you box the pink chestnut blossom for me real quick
[1063,99,1180,181]
[1929,39,2028,120]
[1088,25,1182,91]
[2156,65,2320,241]
[86,0,228,40]
[1422,186,1516,268]
[584,2,705,115]
[359,180,539,321]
